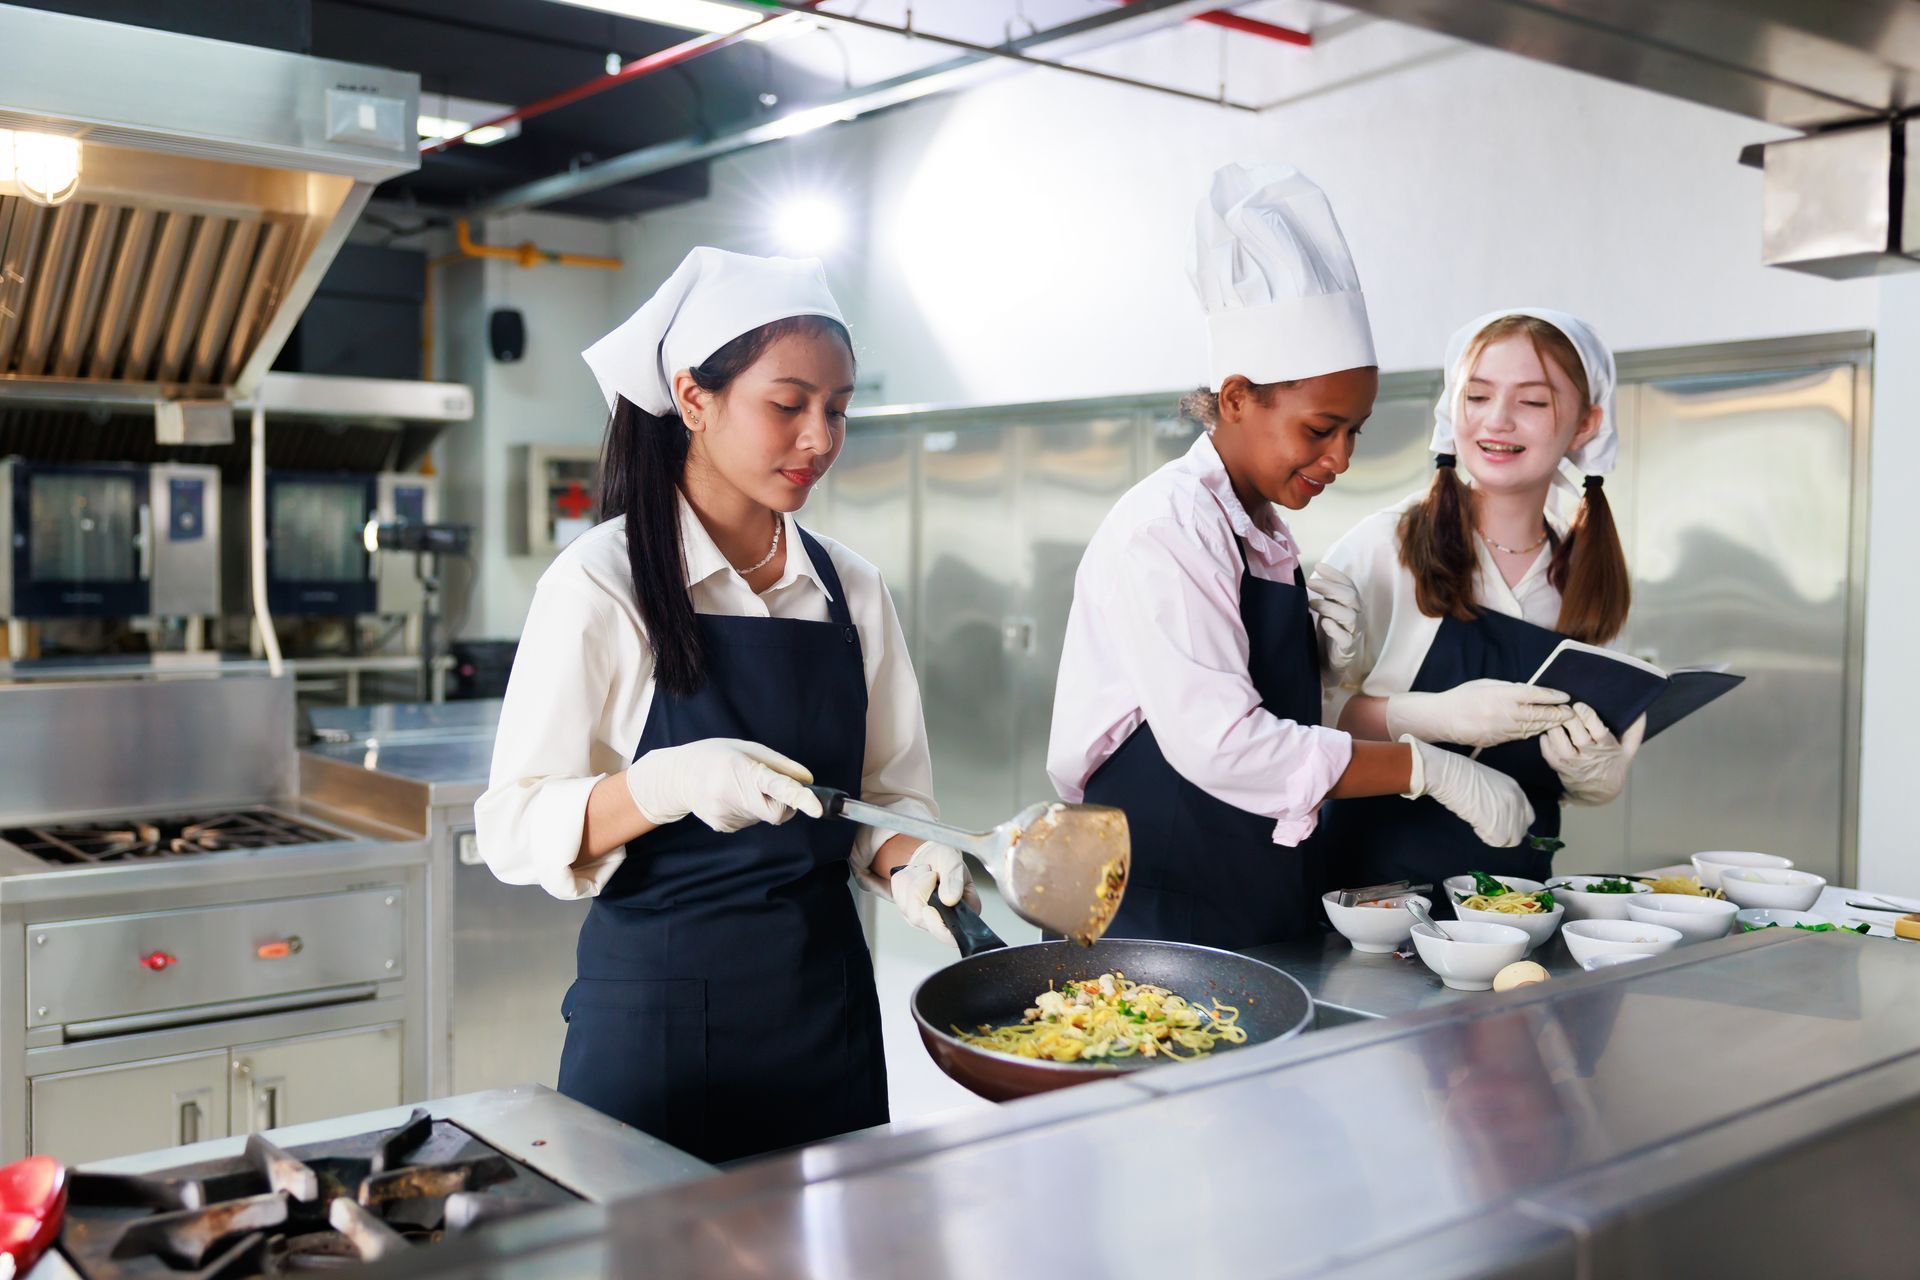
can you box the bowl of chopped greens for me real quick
[1735,908,1866,935]
[1547,874,1652,922]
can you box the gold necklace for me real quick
[1480,526,1549,556]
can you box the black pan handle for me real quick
[933,897,1007,958]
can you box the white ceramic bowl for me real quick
[1549,875,1652,922]
[1581,952,1656,972]
[1441,874,1546,912]
[1561,918,1683,967]
[1453,900,1565,954]
[1624,893,1739,944]
[1323,892,1429,954]
[1691,850,1795,890]
[1719,867,1826,912]
[1409,920,1530,991]
[1735,908,1830,932]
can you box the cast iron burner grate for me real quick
[57,1110,578,1278]
[3,810,342,865]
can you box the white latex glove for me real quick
[1385,678,1574,749]
[890,841,982,947]
[624,737,824,833]
[1401,736,1535,848]
[1542,703,1645,805]
[1305,563,1362,677]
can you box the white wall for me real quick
[436,211,620,638]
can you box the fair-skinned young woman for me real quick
[1310,309,1640,891]
[1047,164,1535,951]
[478,248,975,1164]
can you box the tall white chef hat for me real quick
[583,246,846,417]
[1188,162,1376,392]
[1430,308,1618,496]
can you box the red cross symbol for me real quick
[555,481,593,519]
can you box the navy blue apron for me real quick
[1083,546,1326,951]
[1318,608,1568,895]
[556,527,886,1164]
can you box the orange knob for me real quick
[255,941,292,960]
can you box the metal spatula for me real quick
[806,786,1130,945]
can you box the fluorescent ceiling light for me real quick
[773,195,844,254]
[418,94,522,147]
[547,0,761,35]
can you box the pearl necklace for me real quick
[1480,526,1550,556]
[735,514,782,575]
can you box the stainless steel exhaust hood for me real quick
[0,4,420,409]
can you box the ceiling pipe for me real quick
[424,1,827,154]
[1119,0,1313,46]
[474,0,1246,216]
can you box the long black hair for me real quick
[597,314,854,696]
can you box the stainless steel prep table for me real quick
[338,927,1920,1279]
[300,702,587,1100]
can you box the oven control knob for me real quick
[140,951,177,972]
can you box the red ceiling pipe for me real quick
[423,1,827,154]
[1121,0,1312,47]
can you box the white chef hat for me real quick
[1188,162,1375,391]
[1430,308,1618,490]
[583,246,846,416]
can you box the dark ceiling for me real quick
[17,0,846,220]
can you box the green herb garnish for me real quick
[1529,836,1566,855]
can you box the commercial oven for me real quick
[0,459,220,620]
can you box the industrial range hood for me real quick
[0,4,422,416]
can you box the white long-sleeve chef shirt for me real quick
[477,497,936,901]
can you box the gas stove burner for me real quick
[4,808,342,865]
[58,1111,580,1280]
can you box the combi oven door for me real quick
[265,471,376,616]
[1,460,151,618]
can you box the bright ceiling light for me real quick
[418,95,522,148]
[774,195,845,255]
[11,131,81,207]
[547,0,760,35]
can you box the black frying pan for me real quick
[912,902,1314,1102]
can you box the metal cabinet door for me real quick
[1012,414,1138,808]
[30,1049,229,1164]
[817,426,917,646]
[917,423,1023,826]
[229,1024,403,1136]
[1614,364,1857,877]
[451,845,586,1096]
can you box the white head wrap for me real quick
[583,246,846,416]
[1430,308,1618,507]
[1187,162,1375,391]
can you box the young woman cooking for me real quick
[477,248,975,1164]
[1046,164,1535,951]
[1308,308,1640,889]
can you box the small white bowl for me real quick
[1625,893,1739,944]
[1410,920,1530,991]
[1581,952,1656,972]
[1549,875,1652,922]
[1441,874,1546,911]
[1323,892,1429,954]
[1691,850,1794,890]
[1561,918,1683,967]
[1719,867,1826,912]
[1453,901,1565,954]
[1735,908,1831,933]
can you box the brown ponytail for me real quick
[1397,314,1631,645]
[1396,456,1480,623]
[1549,476,1630,645]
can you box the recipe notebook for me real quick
[1525,640,1744,742]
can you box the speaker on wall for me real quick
[489,308,526,362]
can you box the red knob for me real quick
[140,951,177,972]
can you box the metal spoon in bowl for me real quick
[1405,897,1453,942]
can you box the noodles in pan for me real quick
[955,971,1247,1064]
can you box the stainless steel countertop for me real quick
[343,927,1920,1279]
[1251,929,1585,1022]
[308,700,503,745]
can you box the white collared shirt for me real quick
[1318,490,1570,725]
[477,496,935,900]
[1046,433,1354,845]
